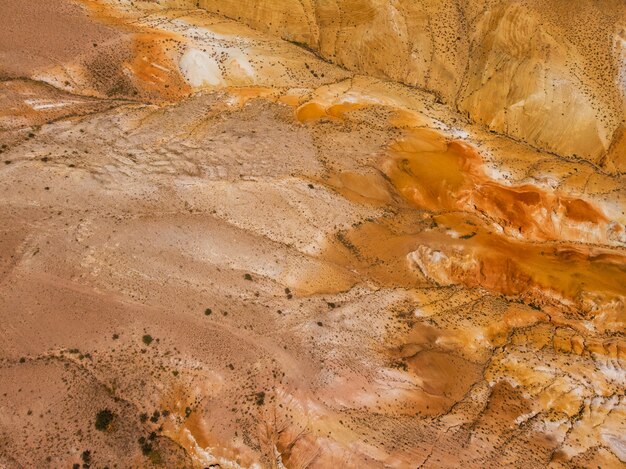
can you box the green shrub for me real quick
[95,409,114,431]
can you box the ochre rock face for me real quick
[183,0,626,170]
[0,0,625,468]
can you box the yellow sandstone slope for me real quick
[173,0,626,170]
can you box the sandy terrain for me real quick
[0,1,625,468]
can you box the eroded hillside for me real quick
[175,0,626,171]
[0,1,624,468]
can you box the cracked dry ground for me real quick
[1,1,625,468]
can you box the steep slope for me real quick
[178,0,626,169]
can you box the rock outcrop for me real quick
[173,0,626,170]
